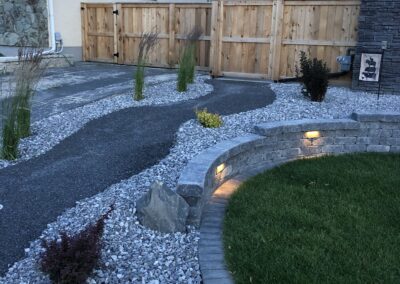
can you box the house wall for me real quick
[0,0,48,49]
[0,0,209,58]
[352,0,400,95]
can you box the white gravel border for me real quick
[0,75,213,169]
[1,83,400,284]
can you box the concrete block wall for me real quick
[177,112,400,227]
[352,0,400,95]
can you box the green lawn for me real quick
[223,153,400,284]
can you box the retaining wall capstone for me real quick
[177,112,400,227]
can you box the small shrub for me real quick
[296,51,330,102]
[40,206,114,284]
[196,108,223,128]
[134,32,159,101]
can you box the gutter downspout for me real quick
[43,0,56,55]
[0,0,57,62]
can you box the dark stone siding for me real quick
[352,0,400,95]
[0,0,48,47]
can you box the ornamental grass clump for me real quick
[15,48,45,137]
[177,27,202,92]
[196,108,223,128]
[40,206,114,284]
[1,96,20,160]
[1,48,44,160]
[296,51,330,102]
[134,31,159,101]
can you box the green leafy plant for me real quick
[296,51,330,102]
[134,32,159,101]
[195,108,223,128]
[40,206,114,284]
[177,27,202,92]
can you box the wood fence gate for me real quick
[81,0,360,80]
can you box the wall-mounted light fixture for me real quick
[305,131,320,139]
[216,163,225,175]
[304,131,320,145]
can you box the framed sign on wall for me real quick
[359,53,383,82]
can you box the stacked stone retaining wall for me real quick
[177,112,400,227]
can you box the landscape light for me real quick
[216,163,225,175]
[305,131,320,139]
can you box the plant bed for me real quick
[224,153,400,283]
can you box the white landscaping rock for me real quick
[0,75,213,170]
[1,82,400,284]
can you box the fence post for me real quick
[210,0,223,77]
[168,3,176,67]
[268,0,284,81]
[114,3,122,64]
[81,3,88,61]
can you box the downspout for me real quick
[0,0,57,62]
[43,0,56,55]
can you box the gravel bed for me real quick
[1,83,400,283]
[0,75,212,169]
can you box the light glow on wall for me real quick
[305,131,320,139]
[216,163,226,175]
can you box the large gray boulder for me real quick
[136,181,190,233]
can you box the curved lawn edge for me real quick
[177,111,400,227]
[176,112,400,283]
[223,153,400,283]
[0,75,213,170]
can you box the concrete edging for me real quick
[175,111,400,283]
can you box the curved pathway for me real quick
[0,79,275,274]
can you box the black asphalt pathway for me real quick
[0,79,275,275]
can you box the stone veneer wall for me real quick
[0,0,48,47]
[177,112,400,226]
[352,0,400,95]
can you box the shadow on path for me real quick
[0,79,275,274]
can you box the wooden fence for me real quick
[81,0,360,80]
